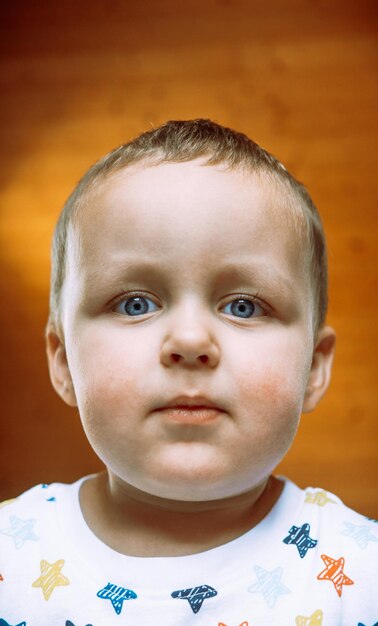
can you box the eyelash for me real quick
[220,294,266,319]
[112,292,160,316]
[111,292,268,319]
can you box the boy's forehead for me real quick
[69,160,309,277]
[77,160,304,231]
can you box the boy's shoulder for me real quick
[0,479,81,513]
[0,478,83,553]
[1,481,65,510]
[278,479,378,543]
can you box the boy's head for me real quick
[48,119,327,336]
[46,120,335,502]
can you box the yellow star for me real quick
[0,498,16,509]
[296,609,323,625]
[305,490,336,506]
[32,558,70,600]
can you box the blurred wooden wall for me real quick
[0,0,377,516]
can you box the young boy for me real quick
[0,120,376,625]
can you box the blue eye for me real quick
[115,296,158,316]
[223,298,263,318]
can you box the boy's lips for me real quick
[154,396,226,425]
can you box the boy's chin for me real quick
[111,457,270,504]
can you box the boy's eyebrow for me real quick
[81,257,164,289]
[212,261,298,294]
[82,256,298,295]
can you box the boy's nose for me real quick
[160,311,220,369]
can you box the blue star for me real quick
[283,522,318,558]
[66,621,93,626]
[0,516,39,549]
[97,582,137,614]
[357,623,378,626]
[342,522,378,549]
[171,584,218,613]
[248,565,290,607]
[0,620,27,626]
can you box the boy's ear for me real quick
[302,325,336,413]
[46,329,77,407]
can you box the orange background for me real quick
[0,1,377,516]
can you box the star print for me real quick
[66,621,94,626]
[357,622,378,626]
[317,554,354,597]
[248,565,290,607]
[341,522,378,549]
[295,609,323,625]
[171,584,217,614]
[47,497,56,502]
[0,620,27,626]
[32,558,70,600]
[305,490,336,506]
[283,522,318,558]
[0,515,39,549]
[97,582,137,614]
[218,622,248,626]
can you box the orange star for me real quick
[317,554,354,597]
[32,558,69,600]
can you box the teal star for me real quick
[97,582,137,614]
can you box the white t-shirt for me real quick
[0,476,377,625]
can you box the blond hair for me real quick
[49,119,327,333]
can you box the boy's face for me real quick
[48,160,334,502]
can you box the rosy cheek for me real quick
[237,365,304,418]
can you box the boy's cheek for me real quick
[78,372,145,418]
[65,325,141,387]
[236,355,309,412]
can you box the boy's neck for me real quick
[79,472,284,557]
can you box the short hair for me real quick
[49,119,327,334]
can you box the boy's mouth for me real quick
[154,396,225,425]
